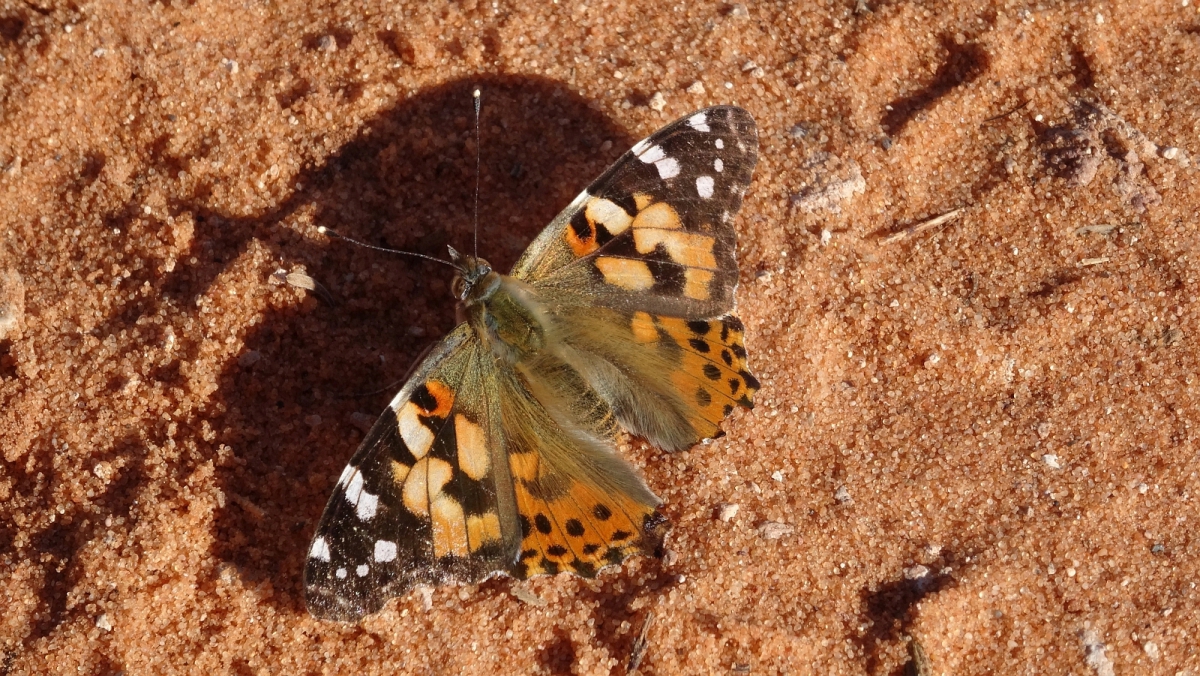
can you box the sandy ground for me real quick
[1,0,1198,673]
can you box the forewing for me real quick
[511,106,758,319]
[304,325,521,622]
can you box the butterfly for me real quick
[304,106,760,621]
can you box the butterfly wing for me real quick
[494,355,667,581]
[511,106,758,319]
[304,325,521,621]
[513,106,760,450]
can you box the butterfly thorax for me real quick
[451,253,549,365]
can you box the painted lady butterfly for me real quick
[305,106,760,621]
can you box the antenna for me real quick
[472,87,482,261]
[317,226,461,271]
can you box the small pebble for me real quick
[647,91,666,112]
[758,521,794,539]
[662,548,679,566]
[0,269,25,341]
[1042,454,1061,469]
[510,584,546,606]
[686,81,706,95]
[717,503,740,522]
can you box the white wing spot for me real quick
[715,138,724,149]
[637,143,666,163]
[374,540,398,563]
[630,137,652,156]
[356,564,369,577]
[688,112,711,132]
[356,491,379,520]
[696,176,715,199]
[714,158,724,172]
[335,567,347,579]
[309,536,331,562]
[337,464,355,487]
[343,470,364,505]
[655,156,681,180]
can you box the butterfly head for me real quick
[447,246,499,306]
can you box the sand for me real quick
[1,0,1198,673]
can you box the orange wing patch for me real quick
[511,471,664,579]
[576,194,725,302]
[651,314,758,439]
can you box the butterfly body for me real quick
[306,107,759,621]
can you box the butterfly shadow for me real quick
[197,75,642,618]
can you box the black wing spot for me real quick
[612,530,633,542]
[609,192,639,219]
[569,212,594,241]
[721,349,734,366]
[565,519,585,537]
[687,319,711,335]
[582,543,601,555]
[703,363,721,380]
[535,514,553,535]
[541,559,561,575]
[688,338,710,353]
[411,383,438,413]
[729,378,741,394]
[593,504,613,521]
[722,404,734,417]
[695,386,712,407]
[604,547,625,564]
[740,370,761,390]
[519,514,532,538]
[572,559,597,577]
[730,344,747,359]
[547,544,568,558]
[520,548,539,561]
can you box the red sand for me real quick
[1,0,1198,673]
